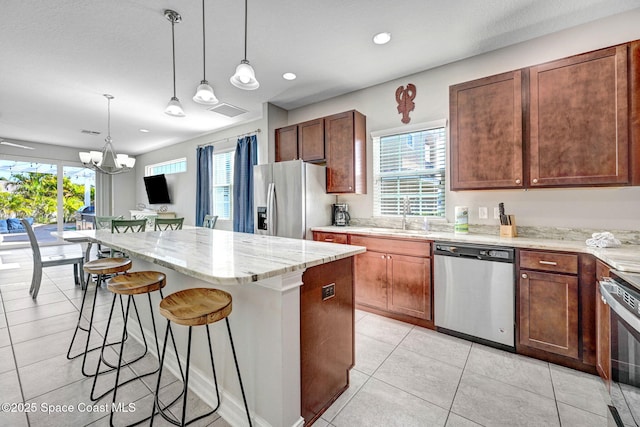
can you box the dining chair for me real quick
[110,219,147,257]
[94,216,123,258]
[203,215,218,229]
[21,219,84,299]
[154,217,184,231]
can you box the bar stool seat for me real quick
[67,257,133,377]
[159,288,232,326]
[108,270,166,295]
[151,288,252,427]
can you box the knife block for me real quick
[499,215,517,237]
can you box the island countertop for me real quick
[64,228,365,286]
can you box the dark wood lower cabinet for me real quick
[519,270,580,359]
[301,257,354,425]
[595,260,611,389]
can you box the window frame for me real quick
[144,157,187,177]
[211,148,235,221]
[371,119,447,219]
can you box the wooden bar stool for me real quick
[151,288,252,427]
[92,271,185,426]
[67,257,132,377]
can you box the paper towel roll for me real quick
[455,206,469,234]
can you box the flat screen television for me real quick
[143,174,171,204]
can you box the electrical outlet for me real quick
[322,283,335,301]
[494,207,500,219]
[478,207,488,219]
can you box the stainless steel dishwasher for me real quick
[434,242,515,350]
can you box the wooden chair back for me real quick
[154,217,184,231]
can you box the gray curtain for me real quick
[195,145,214,226]
[233,135,257,233]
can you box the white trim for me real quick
[370,118,447,138]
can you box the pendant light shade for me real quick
[193,0,219,105]
[230,0,259,90]
[164,10,185,117]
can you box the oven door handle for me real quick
[599,278,640,333]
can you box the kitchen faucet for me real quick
[402,196,411,230]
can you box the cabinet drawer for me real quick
[519,250,578,274]
[313,232,348,244]
[350,235,430,258]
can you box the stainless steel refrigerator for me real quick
[254,160,334,239]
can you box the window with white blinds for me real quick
[144,158,187,176]
[212,150,234,220]
[373,122,446,218]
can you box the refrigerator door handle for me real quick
[270,182,277,236]
[267,183,275,236]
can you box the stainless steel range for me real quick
[600,271,640,427]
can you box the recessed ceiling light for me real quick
[373,32,391,45]
[139,128,150,133]
[283,72,297,81]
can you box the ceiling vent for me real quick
[207,103,248,117]
[81,129,101,136]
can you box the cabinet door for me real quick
[325,111,366,194]
[450,70,524,190]
[387,254,431,320]
[275,125,298,162]
[353,250,387,309]
[529,45,629,186]
[299,118,325,162]
[519,270,579,359]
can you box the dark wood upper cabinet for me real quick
[450,41,640,190]
[325,110,366,194]
[275,125,298,162]
[450,70,524,190]
[298,118,325,162]
[529,45,629,187]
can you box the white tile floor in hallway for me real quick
[0,246,615,427]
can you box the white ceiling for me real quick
[0,0,638,156]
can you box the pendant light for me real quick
[164,9,185,117]
[230,0,259,90]
[79,95,135,175]
[193,0,219,105]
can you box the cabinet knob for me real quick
[381,255,386,259]
[532,178,539,184]
[521,273,528,279]
[515,179,521,185]
[601,295,607,305]
[349,186,353,190]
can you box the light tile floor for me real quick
[0,247,618,426]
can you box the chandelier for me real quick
[79,94,135,175]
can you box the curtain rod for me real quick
[198,128,261,148]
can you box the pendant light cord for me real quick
[171,17,177,98]
[243,0,248,61]
[106,97,111,139]
[201,0,206,78]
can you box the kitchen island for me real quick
[67,227,365,427]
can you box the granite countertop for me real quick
[64,228,365,286]
[312,225,640,273]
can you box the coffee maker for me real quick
[332,203,350,226]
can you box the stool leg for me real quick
[226,318,252,427]
[205,325,221,412]
[67,273,101,367]
[151,320,172,427]
[179,326,193,427]
[108,295,132,427]
[90,293,119,401]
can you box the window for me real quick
[372,120,446,218]
[212,150,234,220]
[145,158,186,176]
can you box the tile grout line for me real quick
[0,284,31,427]
[443,340,476,426]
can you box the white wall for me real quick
[284,9,640,230]
[132,115,269,231]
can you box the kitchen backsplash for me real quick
[348,217,640,245]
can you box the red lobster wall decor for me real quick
[395,83,416,124]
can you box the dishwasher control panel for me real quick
[434,242,514,263]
